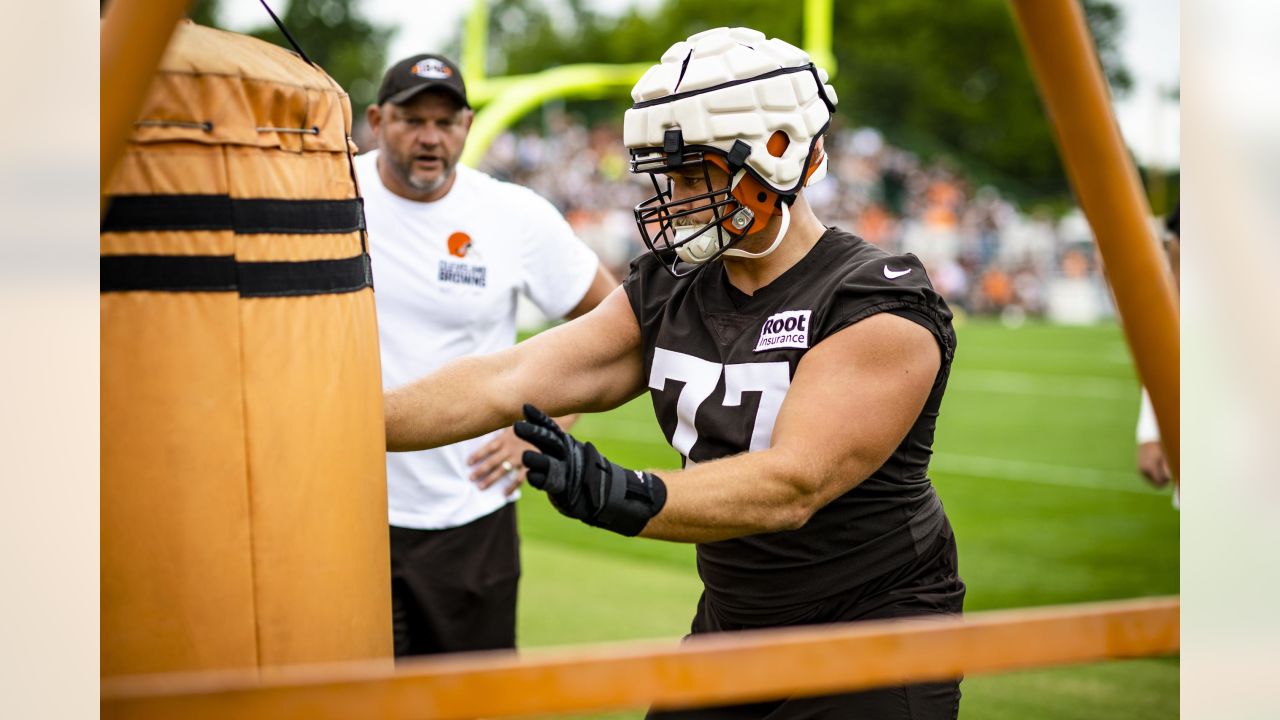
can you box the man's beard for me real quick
[388,151,453,194]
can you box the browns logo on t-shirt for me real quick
[447,232,472,258]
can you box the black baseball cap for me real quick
[377,54,469,108]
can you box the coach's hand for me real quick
[514,404,667,537]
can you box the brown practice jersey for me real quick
[624,227,958,618]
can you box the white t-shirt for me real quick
[356,151,598,529]
[1136,387,1179,509]
[1136,388,1160,444]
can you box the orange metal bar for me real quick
[100,0,191,200]
[1010,0,1180,478]
[101,597,1179,720]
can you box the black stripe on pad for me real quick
[101,195,365,235]
[101,254,372,297]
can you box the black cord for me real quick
[258,0,314,66]
[256,0,367,264]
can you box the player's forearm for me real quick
[638,449,828,543]
[384,351,520,452]
[516,405,874,542]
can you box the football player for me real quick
[386,27,965,719]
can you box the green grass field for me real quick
[515,318,1180,719]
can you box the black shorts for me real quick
[648,528,965,719]
[389,503,521,657]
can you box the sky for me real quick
[224,0,1180,168]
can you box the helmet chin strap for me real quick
[672,224,728,264]
[718,152,819,262]
[672,160,810,266]
[672,201,792,265]
[723,201,790,259]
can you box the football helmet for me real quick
[624,27,837,276]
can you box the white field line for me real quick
[578,420,1160,496]
[957,343,1134,367]
[931,453,1160,495]
[948,370,1137,400]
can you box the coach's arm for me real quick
[384,287,645,452]
[565,262,619,320]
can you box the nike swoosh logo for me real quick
[883,265,912,279]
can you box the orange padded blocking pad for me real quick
[239,293,389,667]
[102,21,391,677]
[101,291,259,674]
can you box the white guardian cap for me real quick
[624,27,837,276]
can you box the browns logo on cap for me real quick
[411,58,453,80]
[377,53,469,108]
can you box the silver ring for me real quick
[501,460,515,474]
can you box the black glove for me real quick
[514,404,667,537]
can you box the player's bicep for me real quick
[770,312,941,505]
[509,286,645,414]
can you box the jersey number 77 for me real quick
[648,347,791,459]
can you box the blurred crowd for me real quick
[477,114,1126,325]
